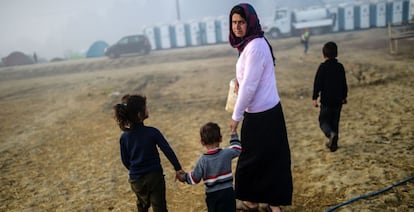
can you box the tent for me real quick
[2,51,34,67]
[86,40,108,58]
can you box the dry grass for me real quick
[1,28,413,211]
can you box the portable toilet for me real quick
[172,22,187,48]
[387,0,404,24]
[187,21,201,46]
[354,3,371,29]
[169,26,177,48]
[143,26,158,50]
[200,17,217,44]
[153,26,162,50]
[327,5,340,32]
[184,23,191,46]
[370,0,387,27]
[339,4,355,31]
[403,0,410,22]
[216,15,229,43]
[159,24,171,49]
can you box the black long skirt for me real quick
[235,103,293,206]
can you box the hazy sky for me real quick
[1,0,349,60]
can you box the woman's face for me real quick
[231,13,247,38]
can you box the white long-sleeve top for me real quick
[232,37,280,121]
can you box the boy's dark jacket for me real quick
[312,58,348,107]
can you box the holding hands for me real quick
[175,170,186,183]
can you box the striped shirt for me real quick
[184,134,242,193]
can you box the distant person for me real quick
[177,122,241,212]
[301,29,310,54]
[33,52,38,63]
[312,41,348,152]
[113,94,184,212]
[228,3,293,212]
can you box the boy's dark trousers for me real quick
[206,187,236,212]
[129,172,168,212]
[319,104,342,138]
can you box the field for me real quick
[1,28,413,211]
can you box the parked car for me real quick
[105,34,151,58]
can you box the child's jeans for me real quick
[129,172,167,212]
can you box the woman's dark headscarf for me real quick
[229,3,275,65]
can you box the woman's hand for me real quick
[234,79,239,95]
[312,100,319,108]
[230,120,239,134]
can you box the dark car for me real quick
[105,34,151,58]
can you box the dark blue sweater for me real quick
[119,123,182,180]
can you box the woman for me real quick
[229,3,293,212]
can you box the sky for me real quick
[0,0,352,60]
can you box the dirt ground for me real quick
[0,28,413,212]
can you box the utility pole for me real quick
[176,0,181,21]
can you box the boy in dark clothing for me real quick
[312,41,348,152]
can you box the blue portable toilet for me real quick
[172,22,187,48]
[339,4,355,31]
[327,5,340,32]
[370,0,387,27]
[199,22,206,45]
[184,23,191,46]
[187,21,201,46]
[402,0,410,22]
[153,26,162,50]
[158,24,171,49]
[216,15,229,43]
[354,3,370,29]
[387,0,404,25]
[86,40,108,58]
[214,19,221,43]
[200,17,217,45]
[144,26,158,50]
[169,25,177,48]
